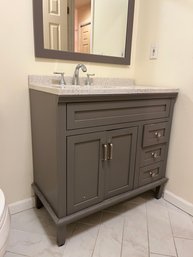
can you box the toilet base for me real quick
[0,243,7,257]
[0,207,10,257]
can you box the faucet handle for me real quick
[54,72,65,87]
[86,73,95,85]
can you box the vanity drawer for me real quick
[143,122,170,147]
[140,144,166,167]
[67,99,171,129]
[139,162,164,186]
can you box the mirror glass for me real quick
[33,0,135,64]
[43,0,128,57]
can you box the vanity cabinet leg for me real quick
[35,194,43,209]
[155,184,165,199]
[57,225,67,247]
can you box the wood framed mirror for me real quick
[33,0,135,65]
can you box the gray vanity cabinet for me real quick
[29,90,178,246]
[67,127,137,214]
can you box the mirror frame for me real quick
[33,0,135,65]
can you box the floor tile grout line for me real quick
[10,209,78,253]
[150,251,176,257]
[166,203,179,257]
[9,227,58,241]
[10,208,34,216]
[165,200,193,222]
[6,250,30,257]
[145,201,151,257]
[164,200,193,218]
[119,213,126,257]
[165,199,193,239]
[174,236,193,241]
[90,212,103,257]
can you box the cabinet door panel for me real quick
[67,132,105,214]
[105,127,137,198]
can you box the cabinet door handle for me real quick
[102,144,108,161]
[108,143,113,160]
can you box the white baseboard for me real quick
[8,197,35,215]
[164,190,193,216]
[8,191,193,217]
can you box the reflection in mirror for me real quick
[33,0,135,64]
[42,0,129,57]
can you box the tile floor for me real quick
[5,192,193,257]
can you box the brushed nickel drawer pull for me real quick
[149,171,158,177]
[150,171,156,177]
[102,144,108,161]
[155,132,161,138]
[151,152,158,159]
[108,143,113,160]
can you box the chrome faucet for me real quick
[54,72,65,87]
[72,64,87,85]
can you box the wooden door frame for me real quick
[67,0,75,51]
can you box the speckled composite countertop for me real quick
[29,75,179,95]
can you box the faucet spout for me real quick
[72,64,87,85]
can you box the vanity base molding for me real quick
[33,178,167,246]
[30,90,177,246]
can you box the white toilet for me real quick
[0,189,10,257]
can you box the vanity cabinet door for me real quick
[67,132,105,215]
[105,127,138,199]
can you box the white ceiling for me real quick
[75,0,91,8]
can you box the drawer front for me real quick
[67,99,171,130]
[143,122,170,147]
[139,162,164,186]
[140,144,166,167]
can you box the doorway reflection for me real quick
[74,0,92,54]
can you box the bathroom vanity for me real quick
[29,76,178,246]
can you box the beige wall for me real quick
[135,0,193,204]
[0,0,139,204]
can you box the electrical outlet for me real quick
[150,45,158,60]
